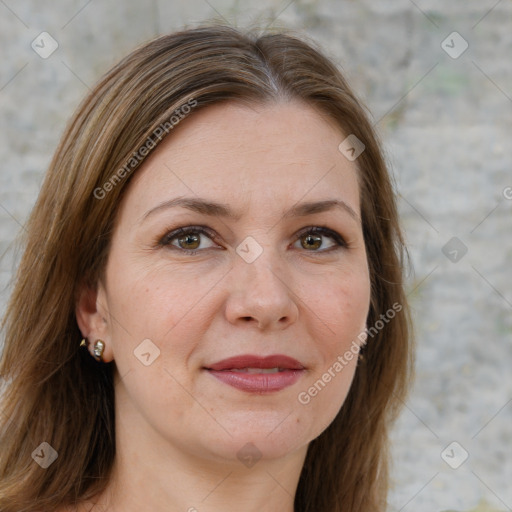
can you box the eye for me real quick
[159,226,219,254]
[293,226,347,253]
[158,225,348,255]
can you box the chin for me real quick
[190,411,319,465]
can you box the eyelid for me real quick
[294,225,348,249]
[157,224,348,254]
[158,225,220,248]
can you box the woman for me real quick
[0,24,413,512]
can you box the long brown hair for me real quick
[0,24,413,511]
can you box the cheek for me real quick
[105,259,206,423]
[104,257,226,397]
[305,265,370,347]
[295,351,359,442]
[106,257,208,340]
[294,266,369,430]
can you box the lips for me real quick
[206,354,305,371]
[204,354,306,393]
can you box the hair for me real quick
[0,23,414,512]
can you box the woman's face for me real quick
[86,100,371,466]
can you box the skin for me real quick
[75,100,371,512]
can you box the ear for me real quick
[75,279,115,363]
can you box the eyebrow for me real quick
[141,196,360,224]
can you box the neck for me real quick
[105,447,305,512]
[95,437,307,512]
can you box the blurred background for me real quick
[0,1,511,510]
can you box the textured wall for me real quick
[0,1,511,511]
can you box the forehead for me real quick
[121,100,361,221]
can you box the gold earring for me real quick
[93,340,105,362]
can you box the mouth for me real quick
[228,367,285,373]
[204,354,306,393]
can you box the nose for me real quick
[224,249,299,331]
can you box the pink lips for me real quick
[205,354,306,393]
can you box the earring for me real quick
[80,338,105,362]
[93,340,105,362]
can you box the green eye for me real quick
[300,233,323,250]
[159,225,347,255]
[295,227,347,252]
[160,226,218,254]
[176,232,201,251]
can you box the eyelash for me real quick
[158,225,348,255]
